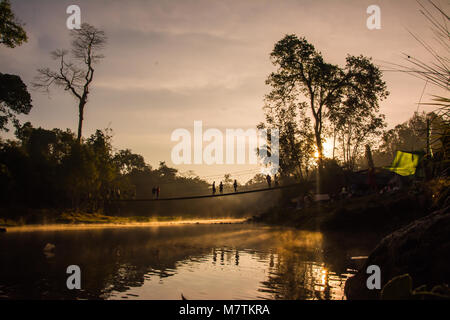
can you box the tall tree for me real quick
[0,0,27,48]
[33,23,107,142]
[0,1,31,132]
[328,56,388,169]
[267,35,342,163]
[266,35,388,166]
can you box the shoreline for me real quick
[1,218,247,233]
[250,188,432,235]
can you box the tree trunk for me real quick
[426,118,433,158]
[77,101,85,143]
[332,126,336,160]
[315,130,323,166]
[310,97,323,167]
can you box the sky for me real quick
[0,0,447,182]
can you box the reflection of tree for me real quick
[259,249,329,299]
[258,231,380,300]
[0,225,379,299]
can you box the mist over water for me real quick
[0,222,378,300]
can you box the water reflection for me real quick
[0,223,378,300]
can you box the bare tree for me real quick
[34,23,107,142]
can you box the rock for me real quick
[345,206,450,300]
[43,243,56,258]
[43,243,56,252]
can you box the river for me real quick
[0,221,379,300]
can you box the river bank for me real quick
[252,177,450,300]
[250,188,432,235]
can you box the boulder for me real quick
[345,206,450,299]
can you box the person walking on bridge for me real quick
[212,181,216,195]
[219,181,224,194]
[233,179,238,192]
[266,174,272,188]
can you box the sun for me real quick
[313,139,334,159]
[322,139,334,158]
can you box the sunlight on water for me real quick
[106,248,352,300]
[0,223,375,300]
[4,218,247,233]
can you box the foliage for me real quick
[0,122,277,220]
[328,55,388,169]
[264,34,388,169]
[0,73,32,131]
[372,111,445,167]
[0,0,27,48]
[258,99,315,179]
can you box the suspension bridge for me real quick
[114,182,304,202]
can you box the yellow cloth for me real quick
[384,151,423,176]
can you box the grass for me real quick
[0,218,23,227]
[55,212,202,224]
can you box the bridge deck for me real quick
[114,183,303,202]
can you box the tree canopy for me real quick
[264,34,388,172]
[0,0,27,48]
[0,73,32,131]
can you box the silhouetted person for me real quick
[156,186,160,199]
[212,181,216,195]
[274,175,279,187]
[266,174,272,188]
[152,187,156,199]
[233,179,238,192]
[219,182,223,194]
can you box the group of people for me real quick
[211,174,278,195]
[211,180,239,195]
[266,174,278,188]
[150,173,280,199]
[151,186,160,199]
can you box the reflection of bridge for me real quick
[114,183,304,202]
